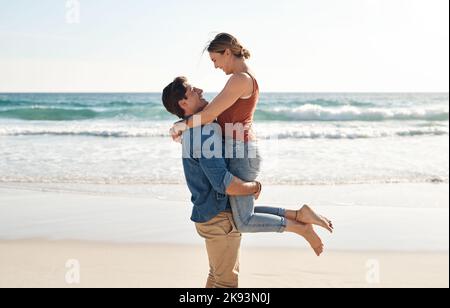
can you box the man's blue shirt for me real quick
[181,123,233,223]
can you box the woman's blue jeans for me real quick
[225,139,287,233]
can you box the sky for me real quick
[0,0,448,92]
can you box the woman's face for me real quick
[209,51,232,75]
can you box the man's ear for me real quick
[178,99,187,111]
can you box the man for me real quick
[162,76,261,288]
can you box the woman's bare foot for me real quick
[296,204,333,233]
[286,221,324,256]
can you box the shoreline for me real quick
[0,183,448,252]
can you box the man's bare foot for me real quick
[296,205,333,233]
[287,221,324,256]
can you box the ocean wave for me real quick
[259,98,380,108]
[0,129,165,138]
[0,126,447,139]
[0,108,100,121]
[0,99,32,107]
[0,176,447,186]
[2,94,449,122]
[258,128,449,140]
[0,98,151,108]
[256,105,449,122]
[0,106,170,121]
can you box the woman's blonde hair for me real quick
[206,33,251,59]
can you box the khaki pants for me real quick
[195,211,242,288]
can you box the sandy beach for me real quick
[0,183,448,288]
[1,240,448,288]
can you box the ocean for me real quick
[0,92,448,187]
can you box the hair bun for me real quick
[207,33,251,59]
[242,48,251,59]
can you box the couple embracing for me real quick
[162,33,333,288]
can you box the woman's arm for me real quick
[188,73,249,126]
[171,73,251,137]
[226,178,262,200]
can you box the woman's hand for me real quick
[169,121,187,143]
[254,181,262,200]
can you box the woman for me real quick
[171,33,332,256]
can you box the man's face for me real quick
[180,84,207,115]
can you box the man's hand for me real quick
[169,127,182,143]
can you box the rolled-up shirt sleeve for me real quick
[198,154,233,195]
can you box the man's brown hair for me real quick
[161,76,188,119]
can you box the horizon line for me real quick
[1,91,449,95]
